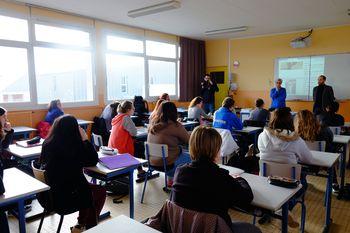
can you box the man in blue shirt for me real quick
[213,97,243,132]
[270,78,286,110]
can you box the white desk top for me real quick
[7,144,42,159]
[13,126,37,133]
[77,119,94,125]
[218,164,244,175]
[234,126,262,134]
[0,168,49,205]
[333,135,350,144]
[85,215,160,233]
[85,152,147,176]
[240,173,301,211]
[305,150,340,168]
[136,127,148,138]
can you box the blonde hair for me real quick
[189,96,203,108]
[117,101,134,113]
[294,110,320,142]
[189,126,222,161]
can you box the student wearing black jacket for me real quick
[318,101,344,127]
[40,115,106,231]
[171,126,261,233]
[0,107,13,233]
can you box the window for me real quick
[0,46,30,103]
[0,15,28,42]
[107,35,143,53]
[35,24,90,47]
[149,60,176,96]
[34,47,94,103]
[146,40,176,58]
[106,54,145,100]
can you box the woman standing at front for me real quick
[270,78,286,111]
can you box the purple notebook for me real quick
[99,153,140,170]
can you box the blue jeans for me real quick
[204,103,215,114]
[167,151,192,177]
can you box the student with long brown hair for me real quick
[148,101,191,185]
[149,99,165,120]
[294,110,333,144]
[171,126,261,233]
[187,96,210,122]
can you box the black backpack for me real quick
[92,117,110,145]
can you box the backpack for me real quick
[37,121,51,139]
[92,117,110,145]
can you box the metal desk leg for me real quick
[18,199,26,233]
[338,144,346,199]
[129,170,134,219]
[281,202,289,233]
[323,167,333,233]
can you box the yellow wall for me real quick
[206,25,350,120]
[1,1,188,129]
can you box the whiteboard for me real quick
[275,53,350,100]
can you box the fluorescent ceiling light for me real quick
[128,1,181,18]
[205,26,248,36]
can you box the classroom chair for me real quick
[259,160,306,233]
[145,200,234,233]
[140,142,170,203]
[215,128,239,164]
[305,140,326,152]
[91,133,103,150]
[329,126,341,135]
[31,161,77,233]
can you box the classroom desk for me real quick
[305,150,340,233]
[218,164,244,175]
[77,119,94,131]
[85,215,160,233]
[13,126,37,140]
[332,135,350,199]
[233,126,263,147]
[0,168,49,233]
[6,144,42,161]
[84,153,147,219]
[240,173,301,233]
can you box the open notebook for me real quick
[99,153,140,170]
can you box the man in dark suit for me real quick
[313,75,335,115]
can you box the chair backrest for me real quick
[92,133,103,148]
[305,140,326,152]
[31,161,47,184]
[259,159,301,180]
[329,126,341,135]
[214,128,239,157]
[243,120,266,128]
[144,142,168,160]
[146,200,233,233]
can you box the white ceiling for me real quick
[15,0,350,40]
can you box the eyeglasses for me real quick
[276,82,282,84]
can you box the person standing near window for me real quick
[313,75,335,115]
[201,74,219,114]
[270,78,286,111]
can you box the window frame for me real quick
[104,31,179,104]
[0,10,98,110]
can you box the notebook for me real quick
[99,153,140,170]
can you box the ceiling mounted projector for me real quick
[128,1,181,18]
[290,29,313,48]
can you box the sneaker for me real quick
[71,225,85,233]
[332,183,340,193]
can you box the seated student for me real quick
[149,99,165,121]
[258,107,315,227]
[100,101,120,132]
[294,110,333,144]
[249,98,270,123]
[0,107,13,233]
[108,101,144,175]
[213,97,243,132]
[159,93,170,101]
[133,96,149,116]
[39,115,106,231]
[187,96,210,122]
[45,99,64,125]
[318,101,345,127]
[148,101,191,185]
[171,126,261,233]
